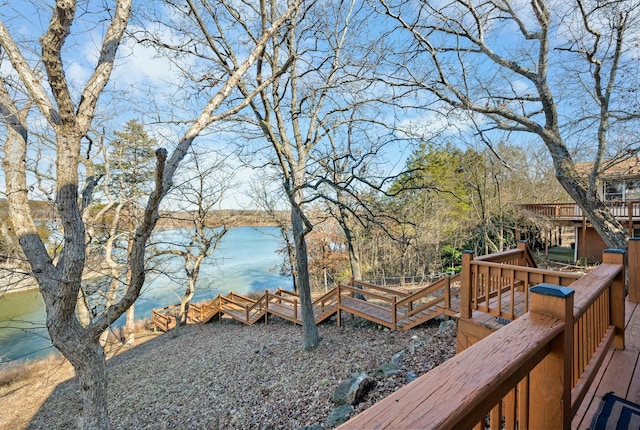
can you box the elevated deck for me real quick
[572,299,640,429]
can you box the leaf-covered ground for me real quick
[1,317,456,429]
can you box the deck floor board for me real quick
[572,299,640,429]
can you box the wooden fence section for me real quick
[338,249,626,430]
[460,241,582,321]
[153,274,460,332]
[520,200,640,220]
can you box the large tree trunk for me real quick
[291,206,320,350]
[59,331,109,428]
[125,305,135,344]
[180,277,196,325]
[548,142,629,251]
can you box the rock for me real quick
[332,371,375,405]
[438,319,456,333]
[326,405,354,427]
[391,350,405,365]
[300,424,324,430]
[405,370,418,383]
[408,335,428,354]
[372,361,401,378]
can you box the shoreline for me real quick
[0,270,39,296]
[1,223,283,297]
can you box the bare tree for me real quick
[377,0,640,250]
[160,149,234,325]
[191,0,402,348]
[249,180,298,290]
[0,0,304,427]
[155,0,370,349]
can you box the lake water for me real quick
[0,226,293,364]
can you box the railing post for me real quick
[460,250,474,319]
[337,284,342,328]
[517,240,526,264]
[603,249,626,350]
[629,202,634,237]
[392,296,397,329]
[444,276,451,310]
[265,290,269,325]
[629,238,640,303]
[529,283,574,430]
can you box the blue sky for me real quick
[5,0,636,210]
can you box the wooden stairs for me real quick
[152,274,460,333]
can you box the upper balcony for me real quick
[519,200,640,222]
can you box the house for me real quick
[517,156,640,262]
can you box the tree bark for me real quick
[291,206,320,350]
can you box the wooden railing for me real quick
[337,282,403,328]
[335,275,461,329]
[153,273,462,331]
[339,249,626,429]
[395,273,460,320]
[351,279,411,298]
[474,241,538,267]
[461,241,582,320]
[312,288,339,318]
[520,200,640,219]
[152,304,181,332]
[265,289,299,320]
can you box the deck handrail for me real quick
[474,241,537,267]
[312,288,338,313]
[339,249,626,430]
[219,294,254,309]
[520,200,640,219]
[273,287,300,298]
[226,291,257,304]
[265,292,299,307]
[395,273,460,308]
[340,283,399,305]
[394,273,460,321]
[351,279,411,297]
[245,294,267,314]
[313,287,337,305]
[460,243,582,319]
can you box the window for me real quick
[625,180,640,201]
[604,180,623,201]
[603,179,640,201]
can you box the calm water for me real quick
[0,226,292,363]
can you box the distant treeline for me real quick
[0,199,55,223]
[157,209,289,228]
[0,200,289,228]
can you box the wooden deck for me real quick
[339,254,629,429]
[148,243,639,428]
[572,298,640,429]
[153,276,460,332]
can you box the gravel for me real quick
[5,316,456,430]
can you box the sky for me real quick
[2,0,637,211]
[1,0,422,210]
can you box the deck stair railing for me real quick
[311,288,339,323]
[336,279,410,329]
[218,292,266,325]
[152,304,181,332]
[394,273,461,330]
[461,241,583,321]
[339,248,626,429]
[153,272,461,332]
